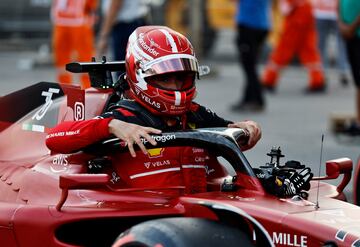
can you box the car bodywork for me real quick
[354,158,360,206]
[0,61,359,247]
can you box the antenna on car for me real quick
[315,134,324,210]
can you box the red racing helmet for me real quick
[125,26,199,116]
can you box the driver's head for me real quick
[125,26,198,116]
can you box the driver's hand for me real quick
[228,120,261,151]
[108,119,162,157]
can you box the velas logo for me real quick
[144,159,171,169]
[140,93,161,108]
[144,162,151,169]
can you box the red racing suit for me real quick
[46,100,232,194]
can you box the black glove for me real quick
[276,168,313,197]
[254,167,313,198]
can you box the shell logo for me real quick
[147,148,165,158]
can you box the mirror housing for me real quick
[312,158,352,193]
[56,174,110,211]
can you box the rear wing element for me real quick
[66,56,125,89]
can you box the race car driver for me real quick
[46,26,310,196]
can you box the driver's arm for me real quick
[46,109,161,155]
[46,118,113,154]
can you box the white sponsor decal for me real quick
[195,156,206,162]
[46,129,80,139]
[32,88,60,120]
[144,160,171,169]
[144,162,151,169]
[110,172,121,184]
[182,165,205,169]
[74,101,85,120]
[142,134,176,144]
[50,154,69,173]
[272,232,307,247]
[130,167,181,179]
[192,148,204,153]
[46,132,64,138]
[140,93,161,108]
[65,130,80,136]
[149,38,160,48]
[138,33,159,56]
[204,166,215,175]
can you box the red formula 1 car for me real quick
[0,61,359,247]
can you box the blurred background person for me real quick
[97,0,148,62]
[51,0,98,88]
[338,0,360,134]
[262,0,326,93]
[230,0,272,112]
[312,0,350,86]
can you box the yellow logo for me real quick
[275,177,283,186]
[147,148,164,158]
[188,122,196,129]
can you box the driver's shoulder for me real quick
[106,99,166,129]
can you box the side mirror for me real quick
[56,174,110,211]
[312,158,353,193]
[199,65,211,77]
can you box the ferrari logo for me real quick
[147,148,164,158]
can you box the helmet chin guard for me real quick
[125,26,199,116]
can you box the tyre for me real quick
[112,217,254,247]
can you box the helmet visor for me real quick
[142,55,199,78]
[145,72,195,91]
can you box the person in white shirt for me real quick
[312,0,350,85]
[97,0,148,61]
